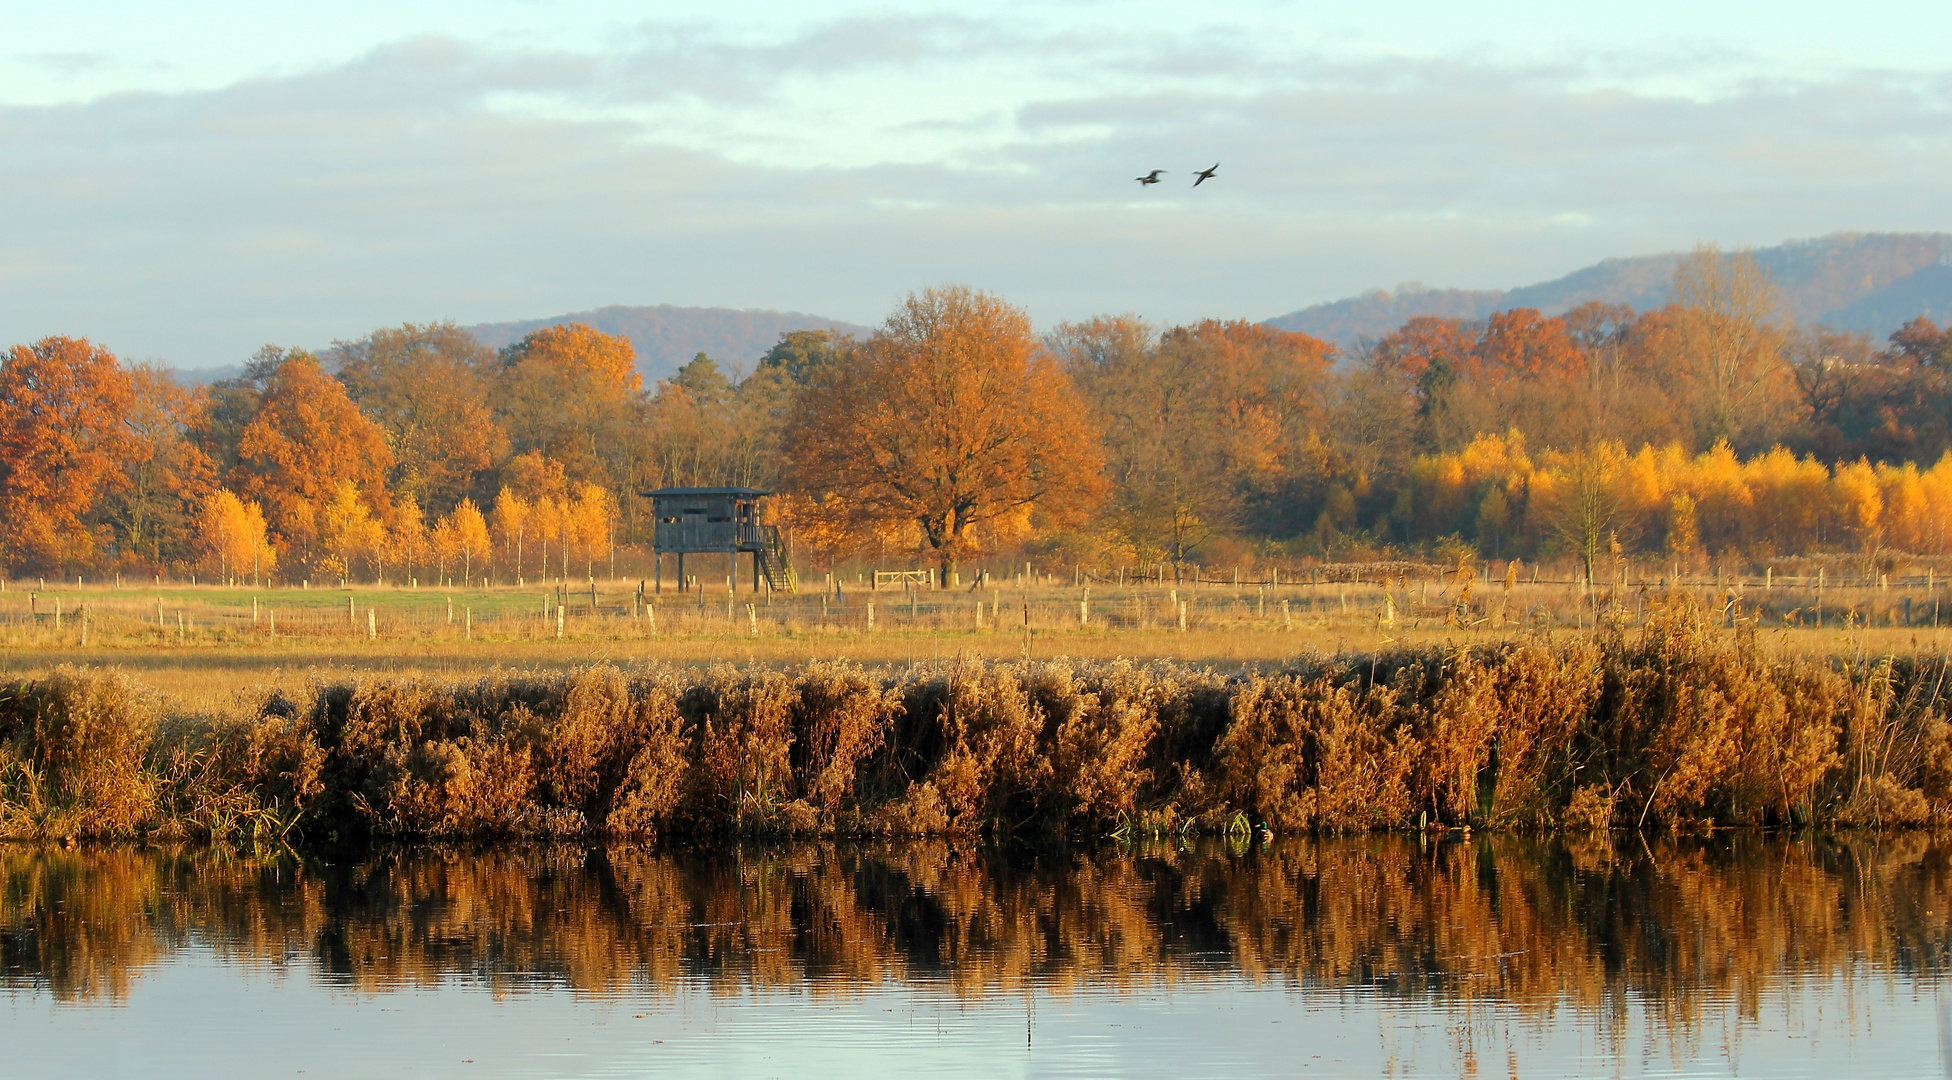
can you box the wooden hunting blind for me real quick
[641,487,796,593]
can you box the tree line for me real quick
[5,246,1952,584]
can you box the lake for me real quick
[2,835,1948,1078]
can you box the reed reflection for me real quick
[2,835,1946,1019]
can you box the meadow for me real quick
[3,558,1947,700]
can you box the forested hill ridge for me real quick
[469,305,869,386]
[1269,232,1952,346]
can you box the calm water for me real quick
[3,835,1949,1079]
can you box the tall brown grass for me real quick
[3,595,1950,840]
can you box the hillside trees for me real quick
[0,337,137,573]
[786,286,1105,581]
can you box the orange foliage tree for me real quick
[1056,315,1333,568]
[0,337,136,573]
[786,286,1106,581]
[227,352,393,573]
[495,323,640,488]
[329,321,505,511]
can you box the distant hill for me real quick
[166,364,242,387]
[469,305,869,386]
[1268,232,1952,347]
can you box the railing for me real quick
[755,525,797,593]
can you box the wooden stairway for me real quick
[754,525,797,593]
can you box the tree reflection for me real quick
[2,834,1946,1029]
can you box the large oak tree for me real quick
[786,286,1104,581]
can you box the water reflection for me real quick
[3,836,1949,1077]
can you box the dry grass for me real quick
[3,591,1951,841]
[4,571,1947,713]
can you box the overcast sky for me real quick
[5,0,1949,367]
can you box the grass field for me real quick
[3,567,1948,711]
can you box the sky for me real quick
[4,0,1950,367]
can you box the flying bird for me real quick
[1135,170,1165,185]
[1192,163,1219,186]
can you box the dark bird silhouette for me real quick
[1135,169,1165,186]
[1192,163,1219,186]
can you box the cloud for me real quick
[0,26,1948,366]
[18,51,109,74]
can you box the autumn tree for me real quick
[318,481,383,582]
[98,363,216,571]
[1056,316,1334,567]
[440,498,492,581]
[1564,301,1680,448]
[1054,315,1218,567]
[530,496,565,580]
[1538,444,1627,586]
[0,337,137,573]
[786,286,1106,581]
[643,355,746,488]
[500,451,567,578]
[494,324,640,484]
[490,487,530,579]
[1671,245,1789,448]
[566,483,613,579]
[328,322,506,511]
[387,494,429,585]
[217,350,394,573]
[757,329,847,385]
[195,489,275,585]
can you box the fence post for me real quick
[867,602,875,631]
[368,608,377,640]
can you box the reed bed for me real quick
[2,596,1949,842]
